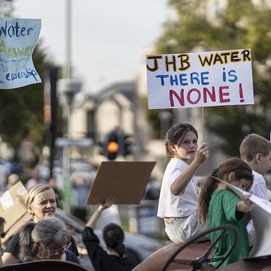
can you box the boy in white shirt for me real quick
[239,133,271,246]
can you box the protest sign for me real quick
[87,161,156,204]
[146,49,254,109]
[0,18,42,89]
[0,181,31,243]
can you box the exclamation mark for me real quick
[239,83,245,103]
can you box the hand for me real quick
[195,143,209,163]
[242,194,254,206]
[238,194,255,213]
[87,196,119,229]
[100,196,118,210]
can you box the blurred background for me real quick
[1,0,271,241]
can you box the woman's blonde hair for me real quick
[26,184,54,206]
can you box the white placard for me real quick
[0,18,42,89]
[214,177,271,214]
[0,191,14,210]
[146,49,254,109]
[17,185,27,197]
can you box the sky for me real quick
[13,0,172,94]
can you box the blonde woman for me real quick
[2,184,78,265]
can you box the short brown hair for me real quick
[239,133,271,162]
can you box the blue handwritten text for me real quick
[6,68,39,81]
[0,20,33,38]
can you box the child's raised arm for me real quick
[171,143,209,195]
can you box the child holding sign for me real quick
[157,123,209,244]
[197,158,254,267]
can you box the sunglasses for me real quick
[44,241,71,256]
[0,232,6,239]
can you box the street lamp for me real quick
[57,78,82,212]
[58,79,82,105]
[58,78,82,135]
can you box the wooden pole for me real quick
[201,107,205,142]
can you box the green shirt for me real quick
[207,190,249,267]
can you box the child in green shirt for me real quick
[197,158,254,267]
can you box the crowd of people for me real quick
[0,183,136,270]
[0,121,270,270]
[0,165,135,270]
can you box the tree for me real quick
[153,0,271,156]
[0,0,14,17]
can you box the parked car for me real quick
[56,208,163,270]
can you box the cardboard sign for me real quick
[0,18,42,89]
[146,49,254,109]
[87,161,156,204]
[0,181,32,243]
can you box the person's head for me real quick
[197,158,253,226]
[103,223,126,257]
[76,177,85,186]
[7,174,19,187]
[26,184,56,223]
[48,178,57,188]
[19,216,71,261]
[164,123,198,163]
[239,133,271,175]
[31,170,40,180]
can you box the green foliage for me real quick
[0,0,14,17]
[142,95,173,139]
[142,94,162,138]
[153,0,271,156]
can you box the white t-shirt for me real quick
[157,158,199,218]
[249,170,269,200]
[247,170,269,246]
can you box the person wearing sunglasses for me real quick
[2,184,79,265]
[18,216,79,264]
[0,217,6,267]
